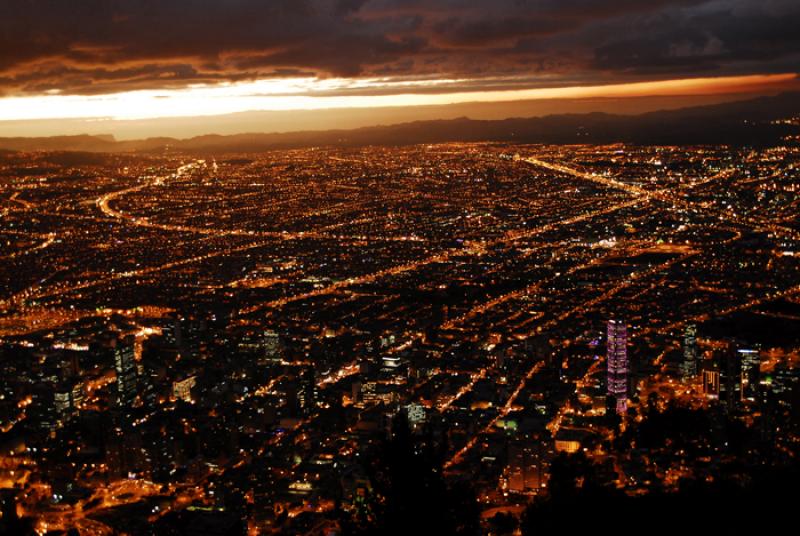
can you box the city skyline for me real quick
[1,2,800,535]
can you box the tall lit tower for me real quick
[607,319,628,414]
[681,324,698,381]
[114,340,138,408]
[738,348,761,403]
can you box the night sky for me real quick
[1,0,799,134]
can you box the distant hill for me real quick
[1,92,798,153]
[0,134,118,152]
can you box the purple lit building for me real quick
[607,319,628,414]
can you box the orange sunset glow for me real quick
[0,73,796,123]
[1,0,799,138]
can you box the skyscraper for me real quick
[297,366,318,415]
[53,386,73,427]
[259,330,282,365]
[681,324,698,380]
[114,340,138,408]
[702,367,721,398]
[607,319,628,414]
[739,348,761,404]
[718,342,743,412]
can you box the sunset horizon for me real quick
[1,73,798,140]
[2,1,799,138]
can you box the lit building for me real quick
[719,343,742,411]
[238,329,282,365]
[507,440,548,494]
[114,340,138,407]
[381,356,402,370]
[702,368,720,398]
[297,367,318,414]
[738,348,761,403]
[681,324,698,380]
[405,403,426,428]
[68,382,84,414]
[361,381,397,405]
[765,366,800,397]
[554,428,588,454]
[53,386,73,426]
[260,330,282,365]
[607,319,628,414]
[162,315,182,348]
[172,375,197,403]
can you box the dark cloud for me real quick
[588,0,800,75]
[0,0,798,95]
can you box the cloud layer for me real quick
[1,0,799,96]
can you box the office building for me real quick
[607,319,628,414]
[681,324,698,380]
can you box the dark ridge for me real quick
[1,92,798,153]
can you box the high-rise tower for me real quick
[681,324,698,380]
[607,319,628,414]
[114,340,138,408]
[738,348,761,404]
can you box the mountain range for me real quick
[1,92,798,153]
